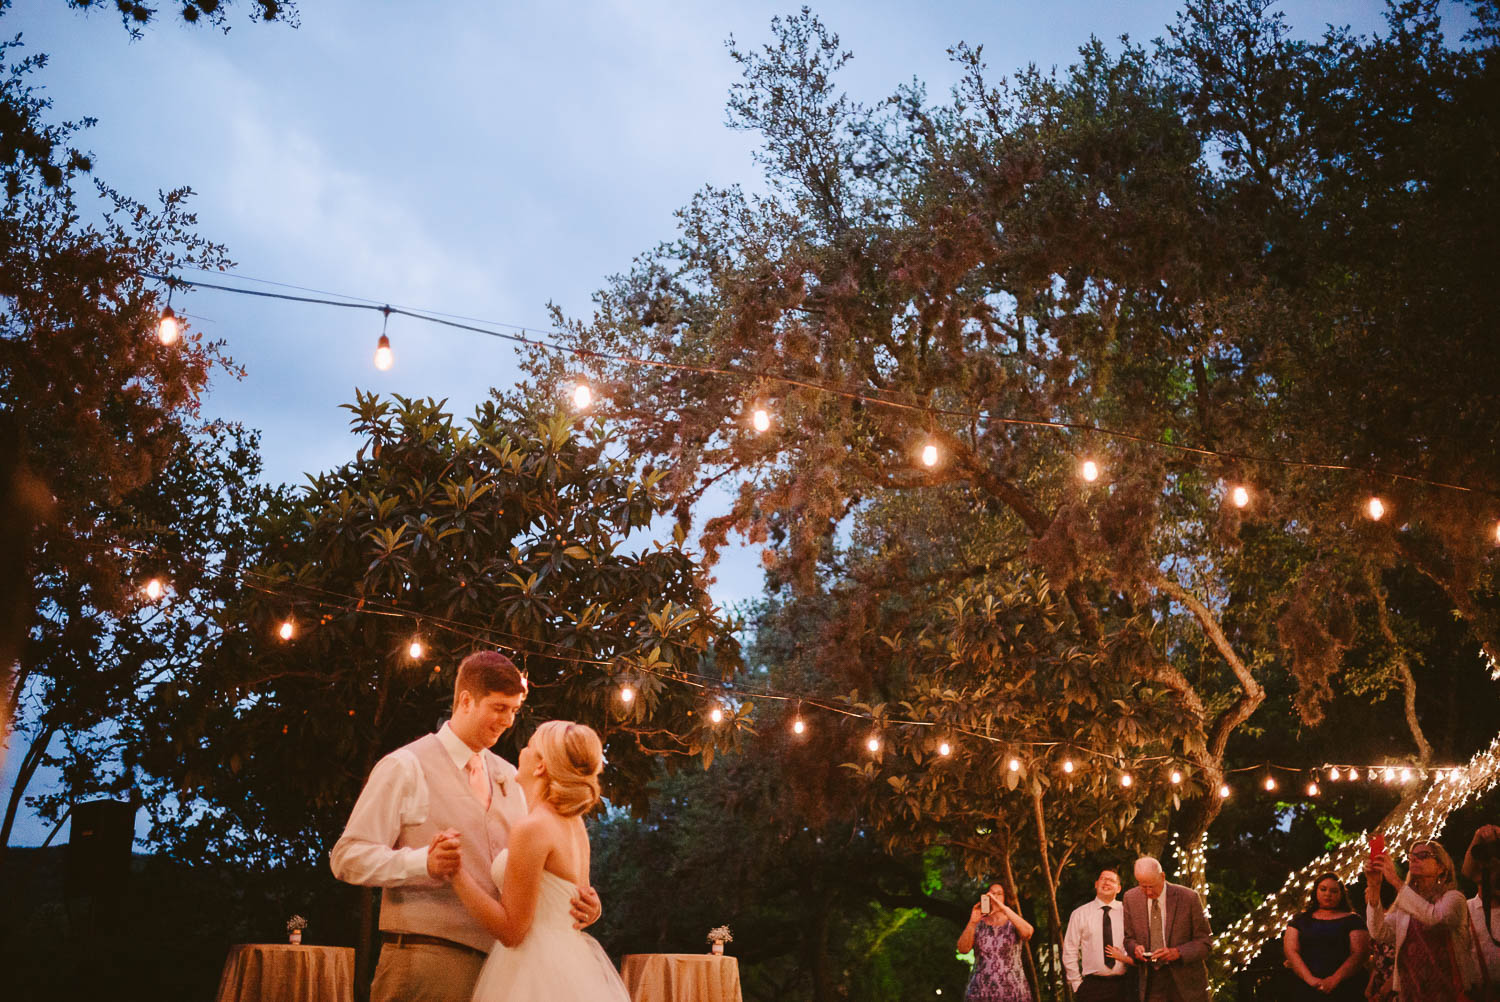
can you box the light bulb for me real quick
[158,307,180,345]
[1367,496,1386,521]
[1494,521,1500,544]
[1081,459,1100,482]
[278,620,295,641]
[1264,775,1277,792]
[1120,772,1133,788]
[1218,783,1231,799]
[1231,485,1250,509]
[1307,782,1320,796]
[1330,767,1341,781]
[866,736,880,753]
[1062,759,1075,774]
[709,706,723,724]
[921,443,938,467]
[374,334,394,370]
[938,742,951,757]
[752,408,770,433]
[792,717,805,735]
[1170,770,1183,785]
[620,685,635,704]
[1400,767,1412,782]
[572,382,593,410]
[142,578,165,601]
[1008,758,1021,773]
[1383,767,1396,782]
[408,639,424,659]
[1349,768,1360,781]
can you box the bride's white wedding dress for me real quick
[470,849,630,1002]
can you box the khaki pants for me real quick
[371,942,487,1002]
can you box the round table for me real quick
[620,953,743,1002]
[214,943,355,1002]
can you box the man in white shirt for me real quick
[331,651,601,1002]
[1062,868,1134,1002]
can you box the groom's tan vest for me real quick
[379,733,526,951]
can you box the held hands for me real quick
[427,829,462,880]
[570,884,602,930]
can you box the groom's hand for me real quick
[569,885,602,929]
[426,829,462,880]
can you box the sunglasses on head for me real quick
[1410,848,1437,861]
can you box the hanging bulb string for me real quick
[141,272,1497,499]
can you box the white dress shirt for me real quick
[330,723,524,886]
[1470,896,1500,984]
[1063,896,1127,990]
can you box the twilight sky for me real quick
[3,0,1414,844]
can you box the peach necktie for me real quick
[465,754,491,809]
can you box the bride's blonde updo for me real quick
[531,720,604,817]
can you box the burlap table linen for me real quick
[214,943,355,1002]
[620,953,743,1002]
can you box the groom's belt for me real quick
[381,932,487,959]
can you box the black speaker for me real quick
[65,799,135,900]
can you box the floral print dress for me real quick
[965,919,1032,1002]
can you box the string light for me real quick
[408,638,424,659]
[1383,767,1396,782]
[1008,758,1021,773]
[1080,459,1101,483]
[709,705,724,724]
[374,307,394,370]
[572,382,593,410]
[1329,767,1341,781]
[142,578,165,601]
[1062,759,1075,774]
[752,407,771,433]
[1170,769,1183,785]
[792,716,805,735]
[921,442,939,467]
[1400,767,1413,782]
[1120,772,1133,788]
[866,735,881,753]
[1230,485,1251,508]
[1494,521,1500,544]
[619,684,635,704]
[1307,781,1320,796]
[278,619,295,641]
[1367,496,1386,521]
[1349,768,1360,781]
[158,306,180,345]
[1264,775,1278,792]
[1219,783,1231,799]
[938,741,952,757]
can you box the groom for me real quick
[332,650,601,1002]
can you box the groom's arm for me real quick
[569,885,602,930]
[331,752,437,886]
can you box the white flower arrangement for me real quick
[706,925,733,945]
[287,914,309,933]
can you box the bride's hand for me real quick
[570,885,602,929]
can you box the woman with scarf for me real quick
[1366,838,1480,1002]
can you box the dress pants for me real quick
[1074,972,1133,1002]
[1142,966,1188,1002]
[371,941,487,1002]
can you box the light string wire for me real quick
[144,272,1498,498]
[225,569,1474,781]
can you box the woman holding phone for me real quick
[957,881,1035,1001]
[1365,838,1480,1001]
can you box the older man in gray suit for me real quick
[1121,856,1213,1002]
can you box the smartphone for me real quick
[1370,833,1386,859]
[980,893,992,915]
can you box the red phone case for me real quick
[1370,833,1386,856]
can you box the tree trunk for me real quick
[1031,784,1070,1001]
[1001,835,1044,1001]
[0,720,56,860]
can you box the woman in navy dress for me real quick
[1283,872,1370,1002]
[957,882,1035,1001]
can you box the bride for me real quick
[449,720,630,1002]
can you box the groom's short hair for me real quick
[455,650,526,703]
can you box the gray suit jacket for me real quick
[1121,881,1213,1000]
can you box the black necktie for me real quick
[1102,904,1115,968]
